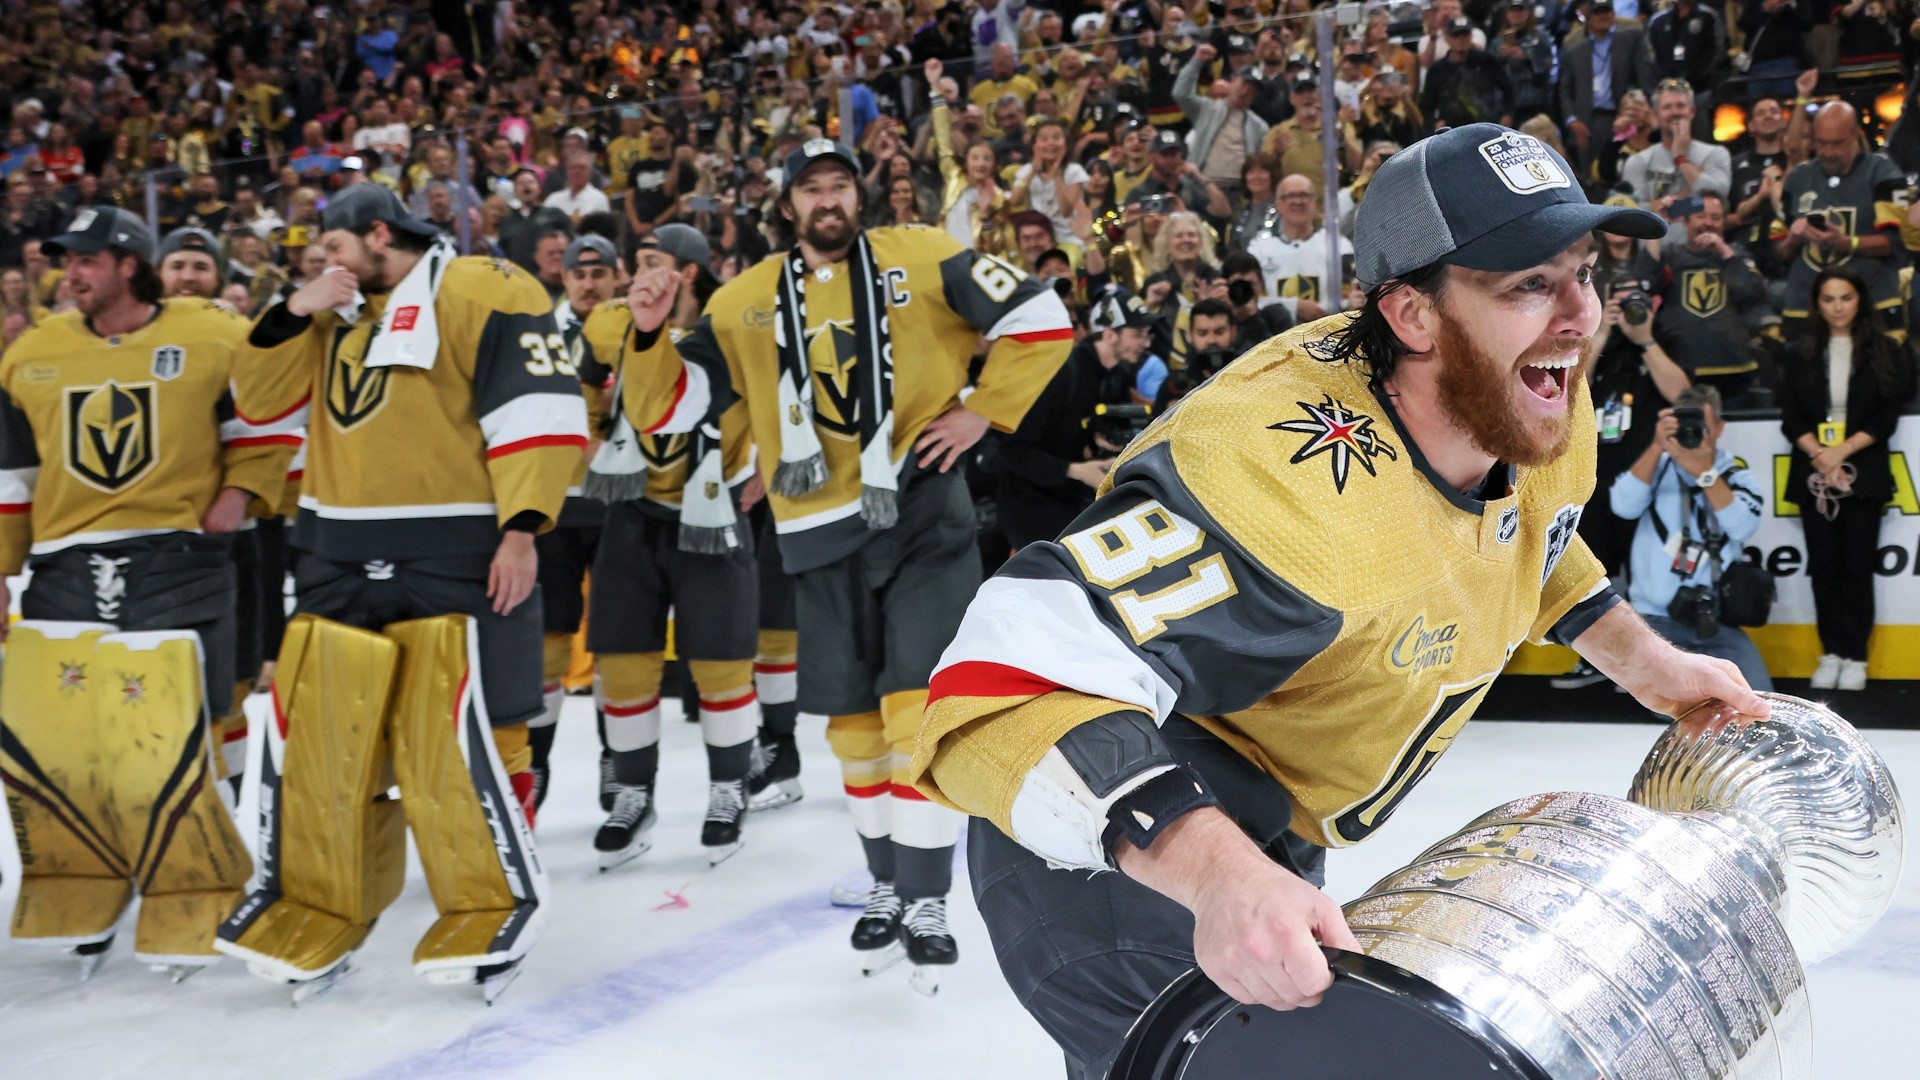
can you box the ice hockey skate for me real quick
[595,782,657,871]
[701,778,748,866]
[281,958,355,1007]
[597,749,617,812]
[73,936,114,981]
[746,735,804,811]
[851,881,905,976]
[422,958,524,1005]
[902,897,956,998]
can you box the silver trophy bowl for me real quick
[1342,693,1904,1080]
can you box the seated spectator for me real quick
[994,286,1145,550]
[498,169,572,273]
[1246,173,1354,322]
[1610,385,1772,690]
[1779,266,1918,691]
[1654,192,1775,399]
[1622,80,1732,225]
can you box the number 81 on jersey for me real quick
[1062,500,1239,644]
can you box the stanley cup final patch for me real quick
[1478,132,1571,196]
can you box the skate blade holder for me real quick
[273,960,355,1006]
[909,964,943,998]
[705,840,745,867]
[859,940,906,977]
[1106,951,1549,1080]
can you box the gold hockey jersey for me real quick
[618,225,1073,572]
[579,299,754,516]
[246,257,590,561]
[913,317,1614,850]
[0,299,302,574]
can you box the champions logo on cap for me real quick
[1477,132,1570,197]
[802,137,837,157]
[69,208,98,232]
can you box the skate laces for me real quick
[606,785,652,828]
[903,897,949,936]
[860,881,902,921]
[704,779,745,823]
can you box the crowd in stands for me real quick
[5,0,1920,686]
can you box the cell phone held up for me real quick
[1804,211,1827,231]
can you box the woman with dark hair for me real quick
[1082,157,1117,220]
[1780,266,1917,690]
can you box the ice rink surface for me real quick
[2,696,1915,1079]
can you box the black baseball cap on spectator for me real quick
[1353,123,1664,284]
[1291,72,1319,94]
[637,223,712,269]
[1150,130,1186,156]
[1088,288,1156,332]
[1446,15,1475,35]
[320,182,441,240]
[564,235,618,271]
[157,227,226,278]
[783,138,861,186]
[1590,0,1614,11]
[45,206,156,258]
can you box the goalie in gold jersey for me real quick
[213,184,588,1003]
[619,140,1073,993]
[911,125,1773,1078]
[0,207,298,978]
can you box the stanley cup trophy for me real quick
[1109,694,1905,1080]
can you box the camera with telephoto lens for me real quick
[1668,583,1720,638]
[1227,278,1257,307]
[1086,403,1155,449]
[1672,405,1707,450]
[1608,273,1651,326]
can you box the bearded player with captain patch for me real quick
[910,124,1773,1079]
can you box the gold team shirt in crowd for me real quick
[618,224,1074,573]
[245,256,589,562]
[0,298,302,574]
[580,299,754,518]
[914,317,1616,850]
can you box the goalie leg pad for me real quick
[384,615,548,977]
[88,630,254,965]
[215,615,406,982]
[1,622,132,946]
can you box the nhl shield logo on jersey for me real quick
[1496,506,1519,544]
[64,381,158,492]
[1270,395,1398,493]
[1478,132,1571,196]
[1541,505,1583,584]
[1681,269,1727,318]
[151,345,186,381]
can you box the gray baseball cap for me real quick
[157,227,227,279]
[637,223,711,269]
[564,234,618,271]
[1353,123,1665,285]
[781,137,861,188]
[320,182,441,239]
[45,206,156,259]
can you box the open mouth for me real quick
[1519,355,1574,404]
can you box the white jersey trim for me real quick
[297,496,497,520]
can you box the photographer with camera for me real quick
[1214,251,1294,354]
[1654,192,1774,400]
[1609,385,1773,691]
[993,287,1150,550]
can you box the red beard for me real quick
[1429,310,1591,469]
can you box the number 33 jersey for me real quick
[914,318,1616,850]
[246,257,590,562]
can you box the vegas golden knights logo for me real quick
[325,324,391,431]
[640,432,691,470]
[1801,206,1859,269]
[1276,275,1323,303]
[65,381,157,492]
[1681,268,1726,318]
[804,318,861,439]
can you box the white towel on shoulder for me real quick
[333,237,458,371]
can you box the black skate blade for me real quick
[480,962,522,1005]
[290,960,353,1006]
[859,940,906,977]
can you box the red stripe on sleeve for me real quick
[698,690,758,713]
[486,434,590,459]
[641,369,689,434]
[226,434,305,448]
[926,660,1062,705]
[1007,327,1076,343]
[0,502,30,514]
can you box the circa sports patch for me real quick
[1478,132,1571,196]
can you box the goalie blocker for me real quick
[215,614,548,996]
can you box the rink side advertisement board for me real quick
[1510,415,1920,680]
